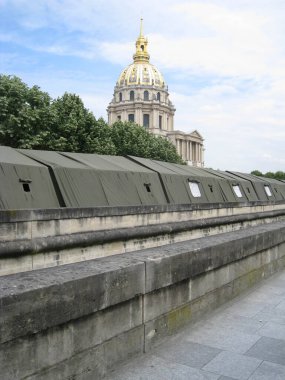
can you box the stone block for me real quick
[0,256,145,344]
[0,299,143,380]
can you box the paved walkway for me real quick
[107,270,285,380]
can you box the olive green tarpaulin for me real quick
[0,146,60,210]
[227,171,278,201]
[18,149,109,207]
[251,175,285,201]
[128,156,233,204]
[205,169,259,202]
[19,150,167,207]
[61,152,168,206]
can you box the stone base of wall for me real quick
[1,221,285,379]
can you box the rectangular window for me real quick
[264,185,272,196]
[128,114,135,122]
[232,185,242,198]
[189,181,201,197]
[159,115,162,129]
[143,114,149,128]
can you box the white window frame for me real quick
[264,185,272,196]
[189,181,201,197]
[232,185,243,198]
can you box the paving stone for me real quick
[242,291,284,306]
[105,355,220,380]
[275,300,285,311]
[204,313,265,334]
[218,377,237,380]
[249,361,285,380]
[155,341,221,369]
[185,325,260,354]
[257,321,285,340]
[252,307,285,325]
[246,336,285,365]
[222,300,270,318]
[203,351,262,380]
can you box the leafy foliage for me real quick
[110,121,184,164]
[0,74,183,163]
[251,170,285,180]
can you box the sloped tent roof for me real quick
[252,176,285,200]
[127,156,193,204]
[203,169,259,202]
[0,146,60,210]
[227,171,278,201]
[61,153,168,206]
[128,156,229,204]
[18,149,109,207]
[173,165,240,203]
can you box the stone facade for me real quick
[107,20,204,166]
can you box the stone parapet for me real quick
[1,221,285,379]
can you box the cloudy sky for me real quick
[1,0,285,172]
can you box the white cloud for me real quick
[1,0,285,171]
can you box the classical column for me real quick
[182,140,186,161]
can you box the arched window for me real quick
[157,92,161,101]
[144,90,149,101]
[119,92,122,102]
[130,91,134,101]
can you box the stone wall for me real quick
[1,207,285,379]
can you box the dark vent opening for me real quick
[144,183,151,193]
[23,183,30,192]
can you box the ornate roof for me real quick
[117,19,165,88]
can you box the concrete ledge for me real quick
[2,201,283,223]
[1,209,285,258]
[1,221,285,379]
[0,257,145,345]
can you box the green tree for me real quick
[251,170,263,177]
[0,75,184,163]
[0,75,52,148]
[110,121,184,164]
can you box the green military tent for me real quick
[252,176,285,200]
[203,169,259,202]
[0,146,60,210]
[128,156,231,204]
[61,152,168,206]
[227,171,278,201]
[18,149,109,207]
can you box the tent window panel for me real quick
[233,185,242,198]
[264,185,272,196]
[189,181,201,197]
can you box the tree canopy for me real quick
[251,170,285,180]
[0,74,183,164]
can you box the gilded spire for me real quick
[133,18,150,63]
[139,17,143,37]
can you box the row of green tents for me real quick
[0,146,284,210]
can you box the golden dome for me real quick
[117,19,165,88]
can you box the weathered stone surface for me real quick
[0,256,145,344]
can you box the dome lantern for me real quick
[133,18,150,63]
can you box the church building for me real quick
[107,20,204,166]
